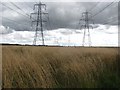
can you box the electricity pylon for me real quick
[30,2,48,45]
[79,11,94,46]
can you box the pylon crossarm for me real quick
[31,13,38,15]
[30,13,37,19]
[42,20,47,22]
[43,12,48,15]
[80,18,85,21]
[33,4,39,10]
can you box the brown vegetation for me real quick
[2,45,120,88]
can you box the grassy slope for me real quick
[2,46,120,88]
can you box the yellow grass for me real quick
[2,45,119,88]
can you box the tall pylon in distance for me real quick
[79,11,94,46]
[30,2,48,45]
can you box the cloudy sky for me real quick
[0,0,119,46]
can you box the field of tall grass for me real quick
[2,45,120,88]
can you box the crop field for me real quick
[2,45,120,88]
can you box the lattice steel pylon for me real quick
[79,11,94,46]
[30,2,48,45]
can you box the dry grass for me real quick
[2,45,120,88]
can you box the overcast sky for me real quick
[1,1,118,31]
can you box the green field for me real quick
[2,45,120,88]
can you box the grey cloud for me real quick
[1,2,118,31]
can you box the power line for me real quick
[91,0,116,18]
[103,21,118,25]
[76,1,115,29]
[2,17,31,31]
[88,1,100,12]
[9,2,36,20]
[1,2,31,20]
[75,1,100,30]
[10,2,30,17]
[103,17,118,25]
[1,16,31,30]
